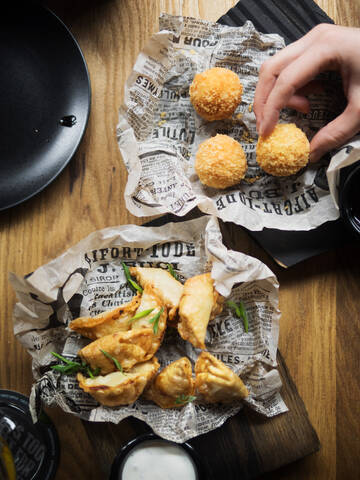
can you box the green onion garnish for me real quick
[50,352,99,378]
[175,394,197,405]
[121,262,143,293]
[128,308,154,324]
[99,349,123,373]
[148,307,164,334]
[167,264,178,280]
[226,300,249,333]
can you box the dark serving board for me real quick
[219,0,358,268]
[83,210,319,479]
[83,351,319,480]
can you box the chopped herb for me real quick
[50,352,99,378]
[99,349,123,373]
[128,308,154,324]
[175,394,197,405]
[226,300,249,333]
[121,262,143,293]
[148,307,164,334]
[167,264,178,280]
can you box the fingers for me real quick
[286,94,310,113]
[309,103,360,162]
[259,46,335,136]
[254,41,308,128]
[253,26,327,128]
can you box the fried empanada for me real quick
[77,356,159,406]
[195,352,248,403]
[131,285,167,357]
[129,267,183,320]
[79,328,154,374]
[145,357,195,409]
[69,294,140,339]
[178,273,224,349]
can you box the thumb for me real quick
[310,104,360,162]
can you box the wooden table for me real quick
[1,1,359,479]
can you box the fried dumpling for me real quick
[130,285,167,357]
[78,357,160,406]
[178,273,224,349]
[129,267,183,320]
[195,352,248,403]
[69,294,140,339]
[78,328,154,374]
[145,357,195,409]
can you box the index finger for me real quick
[259,46,335,136]
[253,28,324,126]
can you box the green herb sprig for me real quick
[167,264,178,280]
[148,307,164,334]
[128,308,154,324]
[121,262,143,293]
[99,349,123,373]
[227,300,249,333]
[50,352,100,378]
[175,394,197,405]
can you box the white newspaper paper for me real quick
[117,14,348,231]
[10,216,287,443]
[327,135,360,208]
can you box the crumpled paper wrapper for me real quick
[117,14,348,231]
[327,135,360,208]
[10,216,287,442]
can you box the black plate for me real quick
[0,5,90,211]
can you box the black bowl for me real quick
[109,432,206,480]
[339,161,360,237]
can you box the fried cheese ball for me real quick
[256,123,310,176]
[195,134,247,189]
[190,67,243,121]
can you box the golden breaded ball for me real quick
[195,134,247,189]
[256,123,310,176]
[190,67,243,121]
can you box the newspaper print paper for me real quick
[117,14,347,231]
[326,135,360,208]
[10,216,287,443]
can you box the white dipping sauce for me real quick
[121,440,198,480]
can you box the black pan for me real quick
[0,5,90,211]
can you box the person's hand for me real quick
[253,24,360,162]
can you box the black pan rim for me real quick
[0,5,91,212]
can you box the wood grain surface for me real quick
[1,1,359,479]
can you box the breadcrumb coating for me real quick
[190,67,243,121]
[256,123,310,176]
[195,134,247,189]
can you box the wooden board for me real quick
[83,351,319,479]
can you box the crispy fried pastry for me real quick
[195,352,248,403]
[129,267,183,320]
[69,294,140,339]
[178,273,224,349]
[78,328,154,374]
[189,67,243,121]
[195,134,247,189]
[145,357,195,409]
[131,285,167,358]
[77,357,159,406]
[256,123,309,176]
